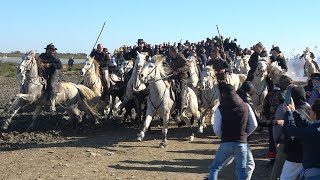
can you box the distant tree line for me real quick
[0,51,87,59]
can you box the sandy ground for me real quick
[0,75,274,180]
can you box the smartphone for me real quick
[285,86,292,105]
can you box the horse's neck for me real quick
[84,68,99,85]
[30,59,39,78]
[149,71,167,98]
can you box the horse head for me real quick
[136,52,148,72]
[200,66,217,90]
[119,60,133,75]
[132,52,150,91]
[269,61,285,85]
[139,55,166,85]
[81,57,96,76]
[18,51,37,85]
[254,58,269,78]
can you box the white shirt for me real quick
[213,103,258,139]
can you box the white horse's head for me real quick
[254,58,269,78]
[119,60,133,75]
[269,61,285,85]
[132,52,150,91]
[200,66,217,90]
[18,51,36,84]
[136,52,148,72]
[139,55,166,84]
[81,57,99,77]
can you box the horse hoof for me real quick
[198,127,204,134]
[1,121,9,130]
[189,136,194,141]
[159,142,167,148]
[137,137,143,141]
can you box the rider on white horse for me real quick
[38,43,62,112]
[90,44,111,99]
[299,47,320,77]
[270,46,288,72]
[206,47,231,85]
[167,46,190,122]
[246,42,268,81]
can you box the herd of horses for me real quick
[0,50,315,148]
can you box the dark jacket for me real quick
[284,111,320,169]
[219,93,249,143]
[271,55,288,72]
[124,47,152,60]
[90,50,109,68]
[207,58,231,73]
[38,53,62,76]
[283,104,309,163]
[248,50,268,71]
[170,53,190,81]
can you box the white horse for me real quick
[119,59,134,78]
[199,66,220,132]
[304,51,318,78]
[137,55,201,148]
[81,57,103,96]
[268,61,286,86]
[234,55,250,75]
[119,52,149,123]
[187,55,200,88]
[251,58,269,114]
[1,51,104,130]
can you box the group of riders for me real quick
[37,37,320,125]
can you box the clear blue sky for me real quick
[1,0,319,56]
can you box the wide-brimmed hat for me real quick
[271,46,281,53]
[310,73,320,80]
[44,43,57,50]
[137,39,145,44]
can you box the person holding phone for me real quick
[283,98,320,179]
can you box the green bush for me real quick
[0,62,18,77]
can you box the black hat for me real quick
[271,46,281,53]
[137,39,145,44]
[240,81,255,93]
[310,73,320,80]
[44,43,57,50]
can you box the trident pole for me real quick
[92,21,106,50]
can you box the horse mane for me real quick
[152,55,172,77]
[91,59,100,77]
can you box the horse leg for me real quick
[28,105,44,131]
[159,114,170,148]
[106,95,116,120]
[198,109,210,133]
[137,114,153,141]
[181,112,195,141]
[68,105,82,129]
[1,97,26,130]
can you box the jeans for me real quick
[300,168,320,180]
[221,145,255,180]
[280,160,303,180]
[209,142,248,180]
